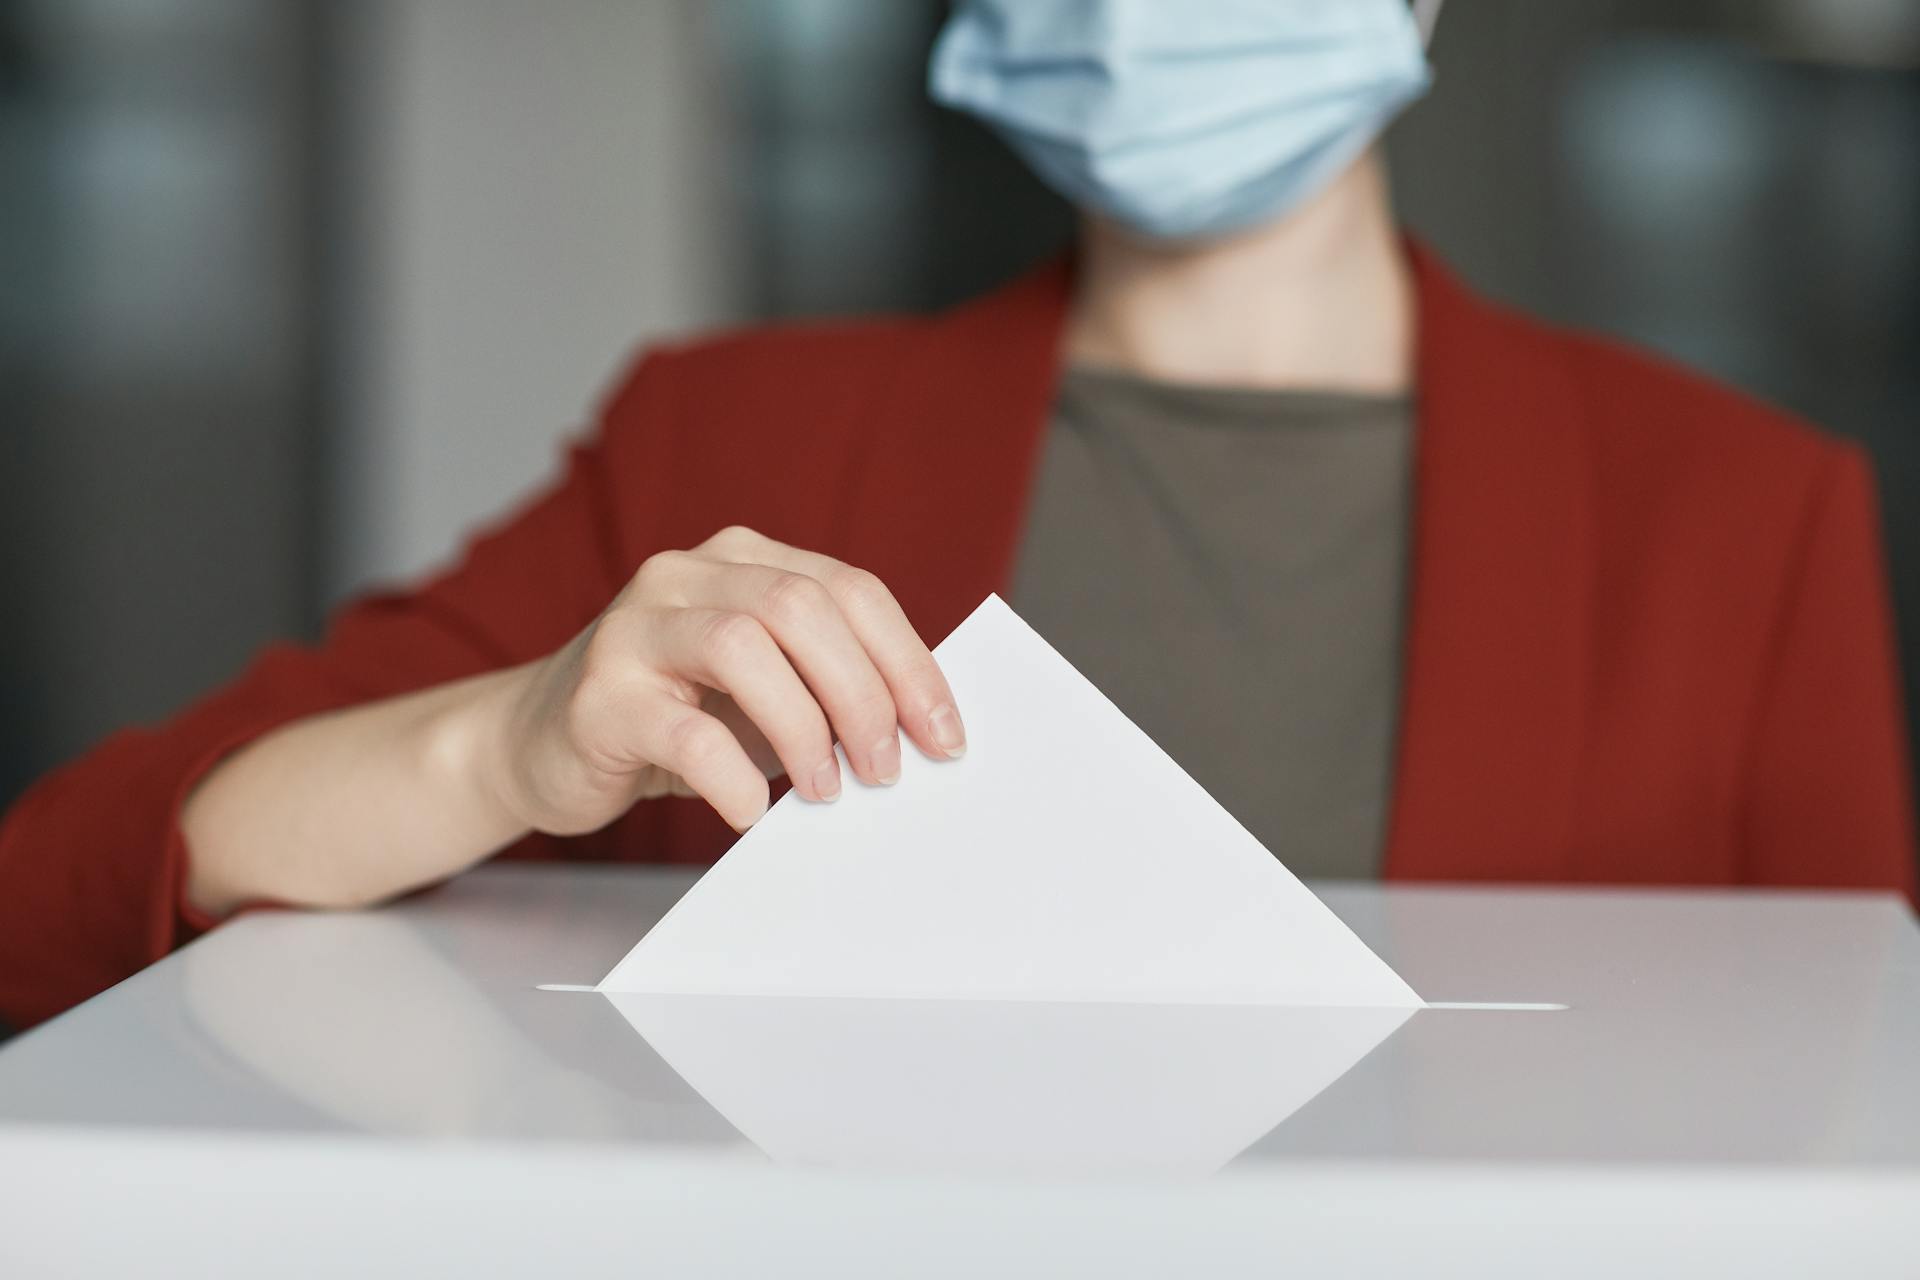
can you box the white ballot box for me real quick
[1,863,1917,1278]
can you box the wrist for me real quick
[423,664,540,849]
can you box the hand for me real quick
[490,526,967,835]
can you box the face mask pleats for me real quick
[930,0,1433,242]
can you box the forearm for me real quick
[179,525,969,921]
[182,666,534,917]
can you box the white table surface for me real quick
[1,864,1917,1277]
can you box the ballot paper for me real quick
[599,594,1422,1008]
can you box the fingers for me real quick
[655,609,842,801]
[821,564,967,762]
[545,529,960,841]
[604,527,964,839]
[627,694,769,832]
[687,566,904,786]
[702,531,966,763]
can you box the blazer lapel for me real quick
[1381,245,1594,881]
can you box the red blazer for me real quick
[2,245,1913,1028]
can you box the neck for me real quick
[1064,152,1415,394]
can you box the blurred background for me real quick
[1,0,1917,815]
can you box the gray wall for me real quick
[1,0,321,799]
[326,0,744,601]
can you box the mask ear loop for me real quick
[1413,0,1444,47]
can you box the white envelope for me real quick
[600,594,1422,1009]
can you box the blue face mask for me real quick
[929,0,1436,242]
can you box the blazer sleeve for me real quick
[0,366,655,1030]
[1739,444,1918,897]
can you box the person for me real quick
[1,0,1912,1031]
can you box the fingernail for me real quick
[928,704,967,758]
[812,758,841,803]
[871,736,901,785]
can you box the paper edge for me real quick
[599,593,1424,1007]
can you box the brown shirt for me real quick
[1010,366,1414,881]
